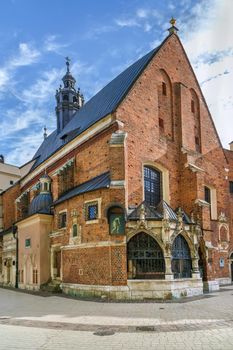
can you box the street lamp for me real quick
[12,225,18,289]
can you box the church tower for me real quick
[55,57,84,133]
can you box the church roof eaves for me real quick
[53,171,110,206]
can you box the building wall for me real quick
[52,187,127,286]
[17,214,52,289]
[0,163,21,193]
[2,184,20,230]
[115,33,232,282]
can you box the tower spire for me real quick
[168,17,179,35]
[55,58,85,133]
[65,56,71,73]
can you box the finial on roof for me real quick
[43,126,48,140]
[65,56,71,73]
[168,17,179,35]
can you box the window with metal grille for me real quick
[171,235,192,279]
[229,181,233,194]
[59,212,67,228]
[204,186,211,204]
[85,202,98,221]
[144,166,161,207]
[127,232,165,279]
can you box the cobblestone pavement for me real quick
[0,285,233,349]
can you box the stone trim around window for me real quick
[84,198,101,224]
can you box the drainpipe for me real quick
[12,225,18,288]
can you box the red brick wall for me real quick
[2,183,20,230]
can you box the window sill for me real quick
[85,219,99,225]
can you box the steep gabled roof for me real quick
[31,45,161,170]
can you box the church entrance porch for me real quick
[127,232,165,280]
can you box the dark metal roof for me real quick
[53,171,110,206]
[128,201,163,220]
[128,200,178,221]
[28,193,53,215]
[31,46,160,170]
[156,200,178,221]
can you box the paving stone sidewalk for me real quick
[0,285,233,349]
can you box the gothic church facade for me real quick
[1,22,233,299]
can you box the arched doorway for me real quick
[171,235,192,279]
[230,253,233,282]
[127,232,165,279]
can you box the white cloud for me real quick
[20,68,62,104]
[136,8,148,18]
[182,0,233,148]
[115,18,139,28]
[10,43,40,67]
[44,35,69,54]
[0,69,9,90]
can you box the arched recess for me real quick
[190,89,201,152]
[158,69,173,139]
[171,234,192,279]
[127,232,165,279]
[107,205,125,235]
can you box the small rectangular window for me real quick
[159,118,164,130]
[229,181,233,194]
[10,180,14,185]
[85,202,98,221]
[204,186,211,204]
[25,238,31,248]
[191,99,195,113]
[59,212,67,228]
[162,82,167,96]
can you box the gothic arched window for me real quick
[171,235,192,279]
[144,166,161,207]
[127,232,165,279]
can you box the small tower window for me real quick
[159,118,164,130]
[191,99,195,113]
[73,96,77,103]
[162,82,167,96]
[63,94,69,101]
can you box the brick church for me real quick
[0,19,233,299]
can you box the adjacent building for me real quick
[1,20,233,299]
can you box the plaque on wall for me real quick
[219,258,224,267]
[109,213,125,235]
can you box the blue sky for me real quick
[0,0,232,165]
